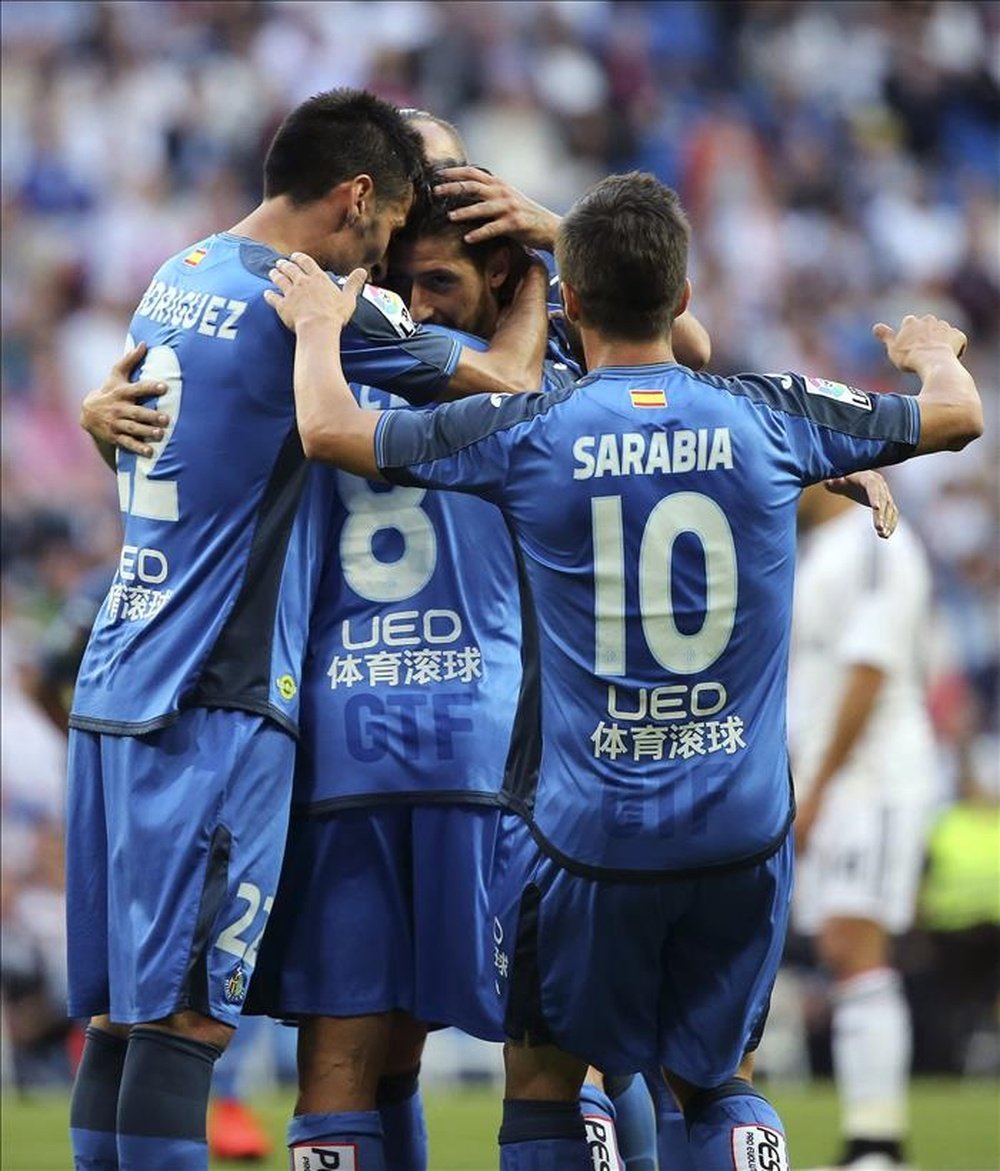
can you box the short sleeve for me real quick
[375,389,552,501]
[340,283,461,405]
[734,372,921,483]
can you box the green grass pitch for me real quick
[2,1079,997,1169]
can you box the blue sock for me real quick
[116,1027,220,1171]
[578,1083,623,1170]
[605,1075,656,1171]
[377,1068,427,1171]
[70,1026,128,1171]
[499,1099,592,1170]
[685,1078,789,1171]
[288,1109,385,1171]
[643,1073,693,1171]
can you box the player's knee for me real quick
[383,1013,427,1076]
[296,1013,395,1105]
[503,1040,588,1100]
[817,916,888,978]
[89,1013,130,1041]
[737,1050,756,1082]
[145,1009,235,1053]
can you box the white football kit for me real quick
[790,508,937,933]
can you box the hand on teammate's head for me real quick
[433,165,561,252]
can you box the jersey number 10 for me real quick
[592,491,738,676]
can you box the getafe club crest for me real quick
[224,961,248,1005]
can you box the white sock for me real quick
[832,968,911,1141]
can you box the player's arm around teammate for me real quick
[264,253,551,476]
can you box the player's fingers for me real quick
[268,266,293,291]
[117,416,165,442]
[116,431,156,458]
[435,179,493,202]
[342,267,367,302]
[461,220,506,244]
[122,404,168,428]
[872,322,895,343]
[288,251,323,276]
[954,328,968,358]
[435,165,493,184]
[446,198,508,223]
[112,341,147,376]
[262,289,284,311]
[877,505,897,539]
[118,379,168,405]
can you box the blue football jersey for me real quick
[374,363,920,875]
[295,337,578,810]
[70,233,460,736]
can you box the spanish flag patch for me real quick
[183,246,209,267]
[629,388,667,408]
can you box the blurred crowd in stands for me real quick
[2,0,997,1090]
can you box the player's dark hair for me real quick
[399,108,468,164]
[400,163,505,269]
[264,88,426,207]
[384,166,527,309]
[555,172,690,341]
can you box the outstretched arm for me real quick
[874,315,981,454]
[265,255,380,478]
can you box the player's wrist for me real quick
[294,313,346,337]
[907,343,963,374]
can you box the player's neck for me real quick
[581,329,676,373]
[228,200,325,260]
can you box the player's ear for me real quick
[561,280,581,324]
[674,277,692,319]
[351,174,375,221]
[485,244,512,292]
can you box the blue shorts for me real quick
[66,708,294,1027]
[491,812,792,1084]
[247,802,503,1041]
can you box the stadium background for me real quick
[1,1,997,1167]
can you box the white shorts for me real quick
[794,783,933,935]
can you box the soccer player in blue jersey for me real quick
[242,183,578,1171]
[262,172,981,1171]
[65,87,549,1171]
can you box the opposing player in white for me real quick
[791,483,938,1171]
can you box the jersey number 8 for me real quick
[337,472,437,603]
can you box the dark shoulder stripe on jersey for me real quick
[500,515,544,810]
[194,427,308,724]
[684,368,920,446]
[293,790,503,816]
[757,371,916,445]
[376,381,577,483]
[341,316,461,405]
[500,793,794,884]
[237,238,282,279]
